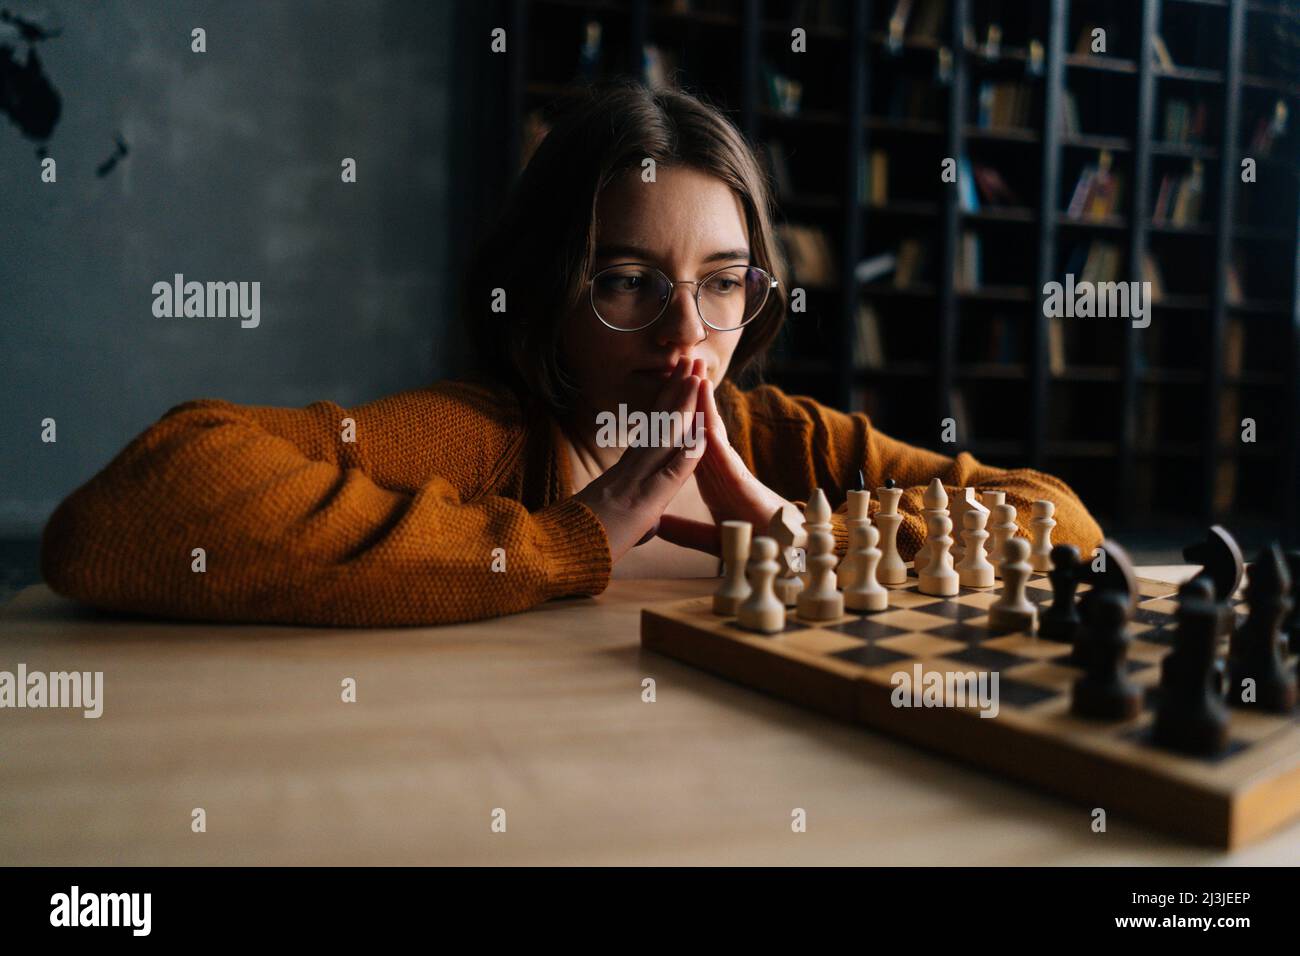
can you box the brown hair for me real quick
[461,81,787,413]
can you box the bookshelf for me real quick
[494,0,1300,545]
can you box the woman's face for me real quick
[561,165,752,418]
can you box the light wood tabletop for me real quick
[1,565,1296,865]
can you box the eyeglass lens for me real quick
[591,265,770,330]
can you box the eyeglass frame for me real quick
[587,262,780,333]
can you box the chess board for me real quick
[640,570,1300,849]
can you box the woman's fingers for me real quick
[656,513,723,557]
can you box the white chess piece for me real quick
[980,489,1006,513]
[955,509,995,588]
[949,487,986,564]
[1029,500,1056,573]
[989,502,1018,580]
[912,478,949,577]
[738,537,785,633]
[713,520,753,615]
[837,489,871,588]
[918,512,960,596]
[844,522,888,612]
[799,488,833,592]
[769,504,805,606]
[797,523,844,622]
[874,484,907,585]
[988,536,1038,633]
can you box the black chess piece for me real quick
[1227,544,1297,713]
[1284,549,1300,657]
[1070,540,1138,667]
[1071,588,1142,720]
[1152,577,1230,756]
[1183,526,1245,637]
[1040,544,1083,643]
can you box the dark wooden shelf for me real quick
[1044,440,1121,457]
[1153,295,1211,310]
[1157,66,1224,84]
[962,206,1037,223]
[1057,213,1129,231]
[959,286,1033,302]
[964,125,1041,143]
[1062,134,1134,152]
[865,116,945,136]
[861,283,937,298]
[866,199,939,216]
[1065,54,1137,74]
[1151,141,1219,159]
[1149,221,1215,236]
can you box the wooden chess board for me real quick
[640,571,1300,849]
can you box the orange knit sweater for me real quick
[39,377,1103,627]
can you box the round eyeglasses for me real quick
[588,263,779,333]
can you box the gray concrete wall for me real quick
[0,0,460,535]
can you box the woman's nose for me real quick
[655,284,707,347]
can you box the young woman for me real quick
[40,83,1102,627]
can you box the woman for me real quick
[40,83,1102,627]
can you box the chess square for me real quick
[953,590,1000,609]
[926,619,992,642]
[1129,638,1168,664]
[877,633,970,658]
[831,642,911,669]
[1132,607,1172,628]
[982,634,1071,661]
[870,608,958,632]
[885,588,944,609]
[779,629,866,656]
[1003,660,1080,691]
[921,600,989,623]
[1025,576,1054,592]
[1024,587,1056,606]
[826,617,910,641]
[942,644,1030,671]
[996,679,1062,708]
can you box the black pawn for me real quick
[1041,544,1083,643]
[1227,544,1297,712]
[1071,589,1142,720]
[1153,577,1230,756]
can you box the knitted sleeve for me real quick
[731,384,1104,563]
[39,394,611,627]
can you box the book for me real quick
[1152,34,1176,71]
[894,239,929,287]
[855,252,897,285]
[1142,253,1166,302]
[853,303,886,369]
[777,224,836,287]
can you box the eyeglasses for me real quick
[588,263,779,333]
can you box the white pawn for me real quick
[918,513,960,596]
[844,522,889,611]
[949,487,985,563]
[799,488,833,591]
[713,520,753,615]
[837,489,871,588]
[738,537,785,634]
[769,504,805,606]
[912,478,949,577]
[989,502,1018,580]
[980,489,1006,513]
[956,509,995,588]
[874,483,907,585]
[988,536,1038,633]
[797,525,844,621]
[1029,500,1056,573]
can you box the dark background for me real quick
[2,0,1298,601]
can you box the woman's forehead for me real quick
[595,166,748,257]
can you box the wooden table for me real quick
[1,566,1296,865]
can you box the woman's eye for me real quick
[597,273,645,294]
[708,277,740,293]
